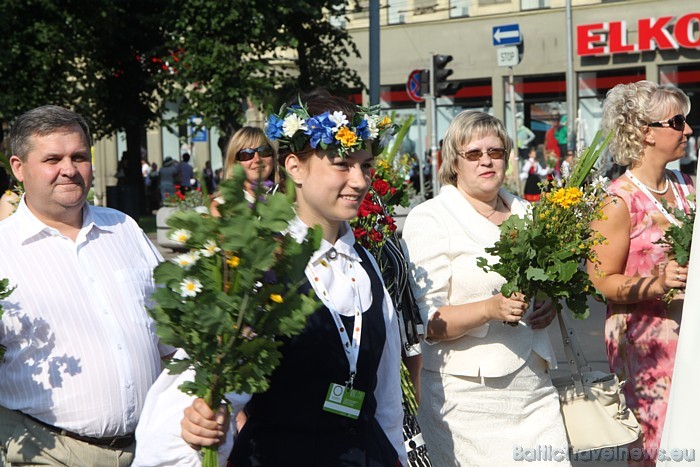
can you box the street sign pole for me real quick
[429,52,440,196]
[508,67,522,196]
[416,102,425,200]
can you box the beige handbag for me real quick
[552,312,641,453]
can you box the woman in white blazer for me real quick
[402,111,569,466]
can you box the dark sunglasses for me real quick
[458,147,507,161]
[646,114,687,132]
[237,145,273,161]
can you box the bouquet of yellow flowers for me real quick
[477,131,612,318]
[150,166,321,466]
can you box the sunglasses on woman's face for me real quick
[646,114,687,132]
[458,147,507,162]
[237,145,273,161]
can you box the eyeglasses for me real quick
[237,145,273,161]
[458,147,507,161]
[646,114,687,132]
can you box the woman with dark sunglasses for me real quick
[223,127,278,201]
[588,80,695,465]
[210,127,280,217]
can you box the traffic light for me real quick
[432,54,458,97]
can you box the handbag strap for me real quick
[557,311,592,394]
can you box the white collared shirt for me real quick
[290,218,406,464]
[0,198,172,437]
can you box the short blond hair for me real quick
[223,126,277,182]
[601,80,690,167]
[439,111,512,187]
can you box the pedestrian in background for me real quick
[588,80,695,465]
[158,156,179,202]
[0,105,174,466]
[402,110,566,466]
[179,152,194,193]
[520,145,551,202]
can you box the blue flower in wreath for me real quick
[355,118,371,141]
[305,112,335,148]
[265,114,284,140]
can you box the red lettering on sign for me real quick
[577,13,700,56]
[609,21,636,53]
[577,22,607,56]
[675,13,700,48]
[638,16,677,51]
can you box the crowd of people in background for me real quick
[0,79,698,466]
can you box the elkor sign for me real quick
[577,12,700,56]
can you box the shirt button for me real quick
[103,309,108,315]
[117,344,123,350]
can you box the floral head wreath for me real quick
[264,98,397,158]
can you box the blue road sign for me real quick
[493,24,522,46]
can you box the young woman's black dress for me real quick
[229,245,399,467]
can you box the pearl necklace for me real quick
[636,174,669,195]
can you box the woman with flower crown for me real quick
[588,81,695,466]
[181,89,406,466]
[402,110,567,466]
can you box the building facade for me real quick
[344,0,699,163]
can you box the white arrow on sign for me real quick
[494,28,520,44]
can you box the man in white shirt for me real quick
[0,105,173,467]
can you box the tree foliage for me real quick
[0,0,366,187]
[164,0,365,139]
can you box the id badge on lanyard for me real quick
[307,257,366,420]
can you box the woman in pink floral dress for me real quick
[589,81,694,466]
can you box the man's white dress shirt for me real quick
[0,198,172,437]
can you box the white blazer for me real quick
[402,185,556,378]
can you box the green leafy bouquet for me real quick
[150,166,321,466]
[654,195,696,303]
[0,278,16,360]
[477,131,613,319]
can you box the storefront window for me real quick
[503,74,566,157]
[660,63,700,176]
[577,68,645,150]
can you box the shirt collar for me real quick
[287,217,361,265]
[14,196,116,242]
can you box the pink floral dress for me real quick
[605,171,694,465]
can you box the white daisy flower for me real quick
[200,239,221,258]
[282,114,308,138]
[172,251,200,270]
[364,114,380,139]
[591,175,610,194]
[169,229,192,245]
[328,111,349,132]
[179,277,203,298]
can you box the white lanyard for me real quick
[306,255,363,388]
[625,170,685,228]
